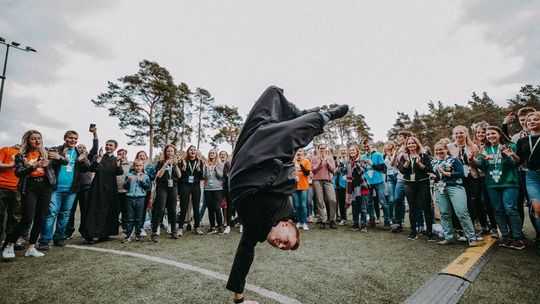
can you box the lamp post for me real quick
[0,37,37,112]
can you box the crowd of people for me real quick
[1,106,540,260]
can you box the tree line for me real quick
[91,59,540,156]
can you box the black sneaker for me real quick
[98,236,112,242]
[37,244,50,252]
[83,238,95,245]
[408,232,418,240]
[53,240,66,247]
[510,239,525,250]
[170,231,179,239]
[319,222,326,229]
[302,106,320,115]
[499,237,512,248]
[391,224,403,233]
[350,226,360,231]
[151,234,159,243]
[329,221,337,229]
[186,224,192,232]
[426,233,435,242]
[328,104,349,120]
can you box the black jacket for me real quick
[49,144,90,193]
[14,152,65,194]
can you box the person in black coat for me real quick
[226,86,348,304]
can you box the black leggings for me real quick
[205,190,223,228]
[404,180,432,234]
[151,185,177,233]
[8,179,52,245]
[335,187,347,221]
[67,189,91,238]
[179,183,201,228]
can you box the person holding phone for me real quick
[82,140,124,243]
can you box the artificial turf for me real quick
[1,220,538,304]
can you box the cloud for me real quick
[0,0,116,146]
[460,0,540,84]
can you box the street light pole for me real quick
[0,37,37,112]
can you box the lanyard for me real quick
[490,146,501,167]
[409,155,416,172]
[166,163,173,178]
[529,135,540,162]
[460,145,468,165]
[188,160,196,176]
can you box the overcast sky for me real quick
[0,0,538,157]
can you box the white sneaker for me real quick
[339,220,346,226]
[195,227,204,235]
[178,229,183,237]
[2,246,15,259]
[166,224,172,234]
[296,223,301,228]
[25,248,45,257]
[302,224,309,231]
[140,229,147,237]
[239,225,244,234]
[223,226,231,234]
[458,236,467,242]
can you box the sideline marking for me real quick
[67,244,302,304]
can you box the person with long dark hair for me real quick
[220,150,233,234]
[3,130,62,259]
[151,144,181,241]
[477,126,523,249]
[398,136,434,241]
[179,145,205,235]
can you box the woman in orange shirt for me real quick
[3,130,63,259]
[293,148,312,231]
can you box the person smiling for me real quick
[477,126,523,249]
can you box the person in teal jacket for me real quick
[476,126,524,250]
[122,159,151,243]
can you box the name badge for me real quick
[167,179,174,188]
[463,165,470,177]
[490,170,502,183]
[188,175,194,183]
[208,179,214,187]
[367,170,374,179]
[410,173,415,181]
[66,164,73,173]
[437,181,446,194]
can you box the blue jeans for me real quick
[307,187,314,217]
[126,196,145,237]
[525,170,540,232]
[40,189,77,244]
[386,174,397,222]
[371,182,390,223]
[487,187,522,239]
[394,179,406,225]
[352,195,369,227]
[436,185,476,241]
[292,189,308,224]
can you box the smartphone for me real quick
[89,123,96,131]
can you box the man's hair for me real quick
[63,130,78,139]
[518,106,536,117]
[291,223,300,250]
[132,159,143,166]
[117,148,127,154]
[106,140,118,148]
[397,130,414,138]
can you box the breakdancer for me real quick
[226,86,348,303]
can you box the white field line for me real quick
[67,244,302,304]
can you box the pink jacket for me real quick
[311,155,336,181]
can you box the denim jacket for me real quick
[123,172,151,197]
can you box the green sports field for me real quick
[1,220,538,304]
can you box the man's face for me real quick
[64,134,78,148]
[318,146,326,156]
[362,142,371,152]
[105,142,117,154]
[266,221,299,250]
[117,150,127,159]
[519,115,528,129]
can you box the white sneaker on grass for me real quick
[339,220,346,226]
[25,248,45,257]
[296,223,301,229]
[2,246,15,259]
[302,224,309,231]
[195,227,204,235]
[239,225,244,234]
[140,229,147,237]
[223,226,231,234]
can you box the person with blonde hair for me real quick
[204,149,225,234]
[3,130,63,259]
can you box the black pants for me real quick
[0,188,20,245]
[8,179,52,245]
[462,176,489,227]
[67,188,91,238]
[151,185,178,233]
[179,183,201,228]
[404,180,432,234]
[335,187,347,221]
[205,190,223,228]
[118,192,127,230]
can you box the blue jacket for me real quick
[123,172,151,197]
